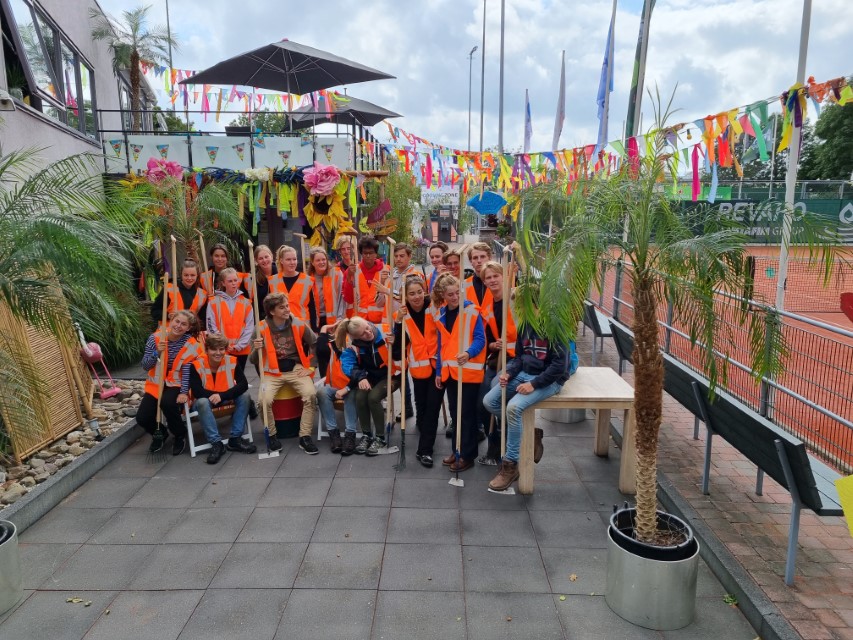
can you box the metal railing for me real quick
[670,179,850,200]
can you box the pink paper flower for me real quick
[303,161,341,197]
[146,158,184,184]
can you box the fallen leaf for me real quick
[84,601,92,607]
[105,610,110,615]
[569,574,578,582]
[67,598,83,604]
[506,616,512,622]
[130,533,135,538]
[559,595,566,601]
[427,577,432,581]
[456,617,462,622]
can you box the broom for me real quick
[377,237,399,455]
[489,247,516,494]
[394,309,407,470]
[449,245,469,487]
[148,256,173,463]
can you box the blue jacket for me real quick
[340,322,390,388]
[435,300,486,376]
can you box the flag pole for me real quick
[478,0,487,155]
[625,0,655,138]
[498,0,506,154]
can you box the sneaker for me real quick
[299,436,319,455]
[341,431,356,456]
[226,437,257,454]
[148,428,168,453]
[355,434,371,455]
[328,429,342,454]
[268,436,282,452]
[416,453,434,468]
[365,438,380,457]
[489,459,519,491]
[206,441,225,464]
[534,428,544,464]
[172,436,186,456]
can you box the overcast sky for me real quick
[98,0,851,153]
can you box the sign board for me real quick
[421,186,459,207]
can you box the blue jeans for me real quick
[194,392,250,445]
[483,372,562,463]
[317,385,358,433]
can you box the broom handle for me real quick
[248,240,270,430]
[400,309,406,427]
[170,235,178,311]
[455,245,469,456]
[294,232,308,272]
[345,232,360,314]
[500,248,514,458]
[385,237,396,429]
[155,258,170,426]
[196,230,208,274]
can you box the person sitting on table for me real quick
[189,332,256,464]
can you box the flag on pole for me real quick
[552,51,566,151]
[524,89,533,153]
[596,0,617,153]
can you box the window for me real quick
[1,0,98,139]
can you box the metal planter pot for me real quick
[605,507,700,631]
[540,408,586,424]
[0,520,22,616]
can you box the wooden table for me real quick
[519,366,637,495]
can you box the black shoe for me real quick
[248,401,259,420]
[341,432,356,456]
[172,436,186,456]
[299,436,319,455]
[328,429,342,454]
[268,436,282,452]
[226,436,257,454]
[416,453,434,468]
[477,429,487,442]
[149,428,168,453]
[206,441,225,464]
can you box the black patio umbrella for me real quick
[288,94,401,129]
[179,39,395,94]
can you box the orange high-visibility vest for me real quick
[481,296,518,359]
[166,283,207,314]
[207,295,253,355]
[437,304,486,384]
[355,269,386,323]
[269,272,314,322]
[144,335,199,397]
[466,276,493,309]
[400,309,437,379]
[327,348,350,389]
[193,354,237,392]
[259,318,312,375]
[313,269,344,324]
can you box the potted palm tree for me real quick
[515,95,839,630]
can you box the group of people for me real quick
[136,236,577,491]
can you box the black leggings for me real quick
[411,374,442,456]
[136,388,185,438]
[315,333,332,379]
[445,380,480,461]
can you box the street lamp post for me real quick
[467,46,478,151]
[479,0,486,154]
[165,0,174,113]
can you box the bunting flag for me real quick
[301,135,312,147]
[130,144,144,162]
[552,50,566,151]
[596,0,616,153]
[253,131,266,149]
[109,140,123,157]
[278,150,292,166]
[156,144,169,160]
[206,146,219,164]
[523,89,533,154]
[322,144,334,162]
[232,143,245,161]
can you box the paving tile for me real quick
[458,484,527,510]
[0,590,31,626]
[40,544,153,591]
[391,478,460,509]
[93,440,167,478]
[696,560,726,598]
[335,452,401,477]
[295,542,385,589]
[190,477,271,508]
[275,589,377,640]
[156,454,221,478]
[463,545,551,593]
[20,507,118,544]
[0,590,116,639]
[83,590,204,640]
[258,477,332,507]
[163,507,253,543]
[275,450,341,477]
[461,510,537,547]
[583,481,633,513]
[540,547,607,595]
[237,507,321,543]
[125,477,209,508]
[18,543,81,589]
[554,594,660,639]
[214,448,284,477]
[325,477,395,507]
[661,596,758,639]
[466,592,565,640]
[529,510,609,548]
[523,482,596,511]
[372,590,466,640]
[386,507,460,544]
[311,506,389,543]
[89,507,186,544]
[379,543,463,591]
[129,543,230,590]
[527,457,583,483]
[60,477,149,508]
[178,588,290,640]
[210,542,307,589]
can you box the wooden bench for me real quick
[609,319,843,585]
[581,300,613,366]
[520,366,637,495]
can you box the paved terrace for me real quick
[0,332,761,639]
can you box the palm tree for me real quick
[0,149,141,461]
[90,5,176,132]
[515,94,841,543]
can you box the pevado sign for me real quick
[683,199,853,244]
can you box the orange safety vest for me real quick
[480,295,518,359]
[269,272,314,322]
[313,269,344,324]
[437,303,486,384]
[144,335,199,397]
[327,347,350,389]
[466,276,493,309]
[166,283,207,314]
[259,318,312,375]
[354,269,386,323]
[207,295,253,356]
[400,309,437,379]
[193,353,238,392]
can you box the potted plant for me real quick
[515,95,839,630]
[0,520,21,616]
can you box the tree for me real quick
[798,102,853,180]
[153,107,194,133]
[0,149,142,459]
[516,92,840,543]
[230,111,290,134]
[365,159,420,244]
[90,5,177,132]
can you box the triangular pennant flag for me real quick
[156,144,169,160]
[278,150,292,166]
[206,146,219,164]
[253,131,266,149]
[232,143,245,161]
[322,144,334,162]
[301,135,312,147]
[130,144,144,162]
[109,140,123,157]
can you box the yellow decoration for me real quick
[835,474,853,538]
